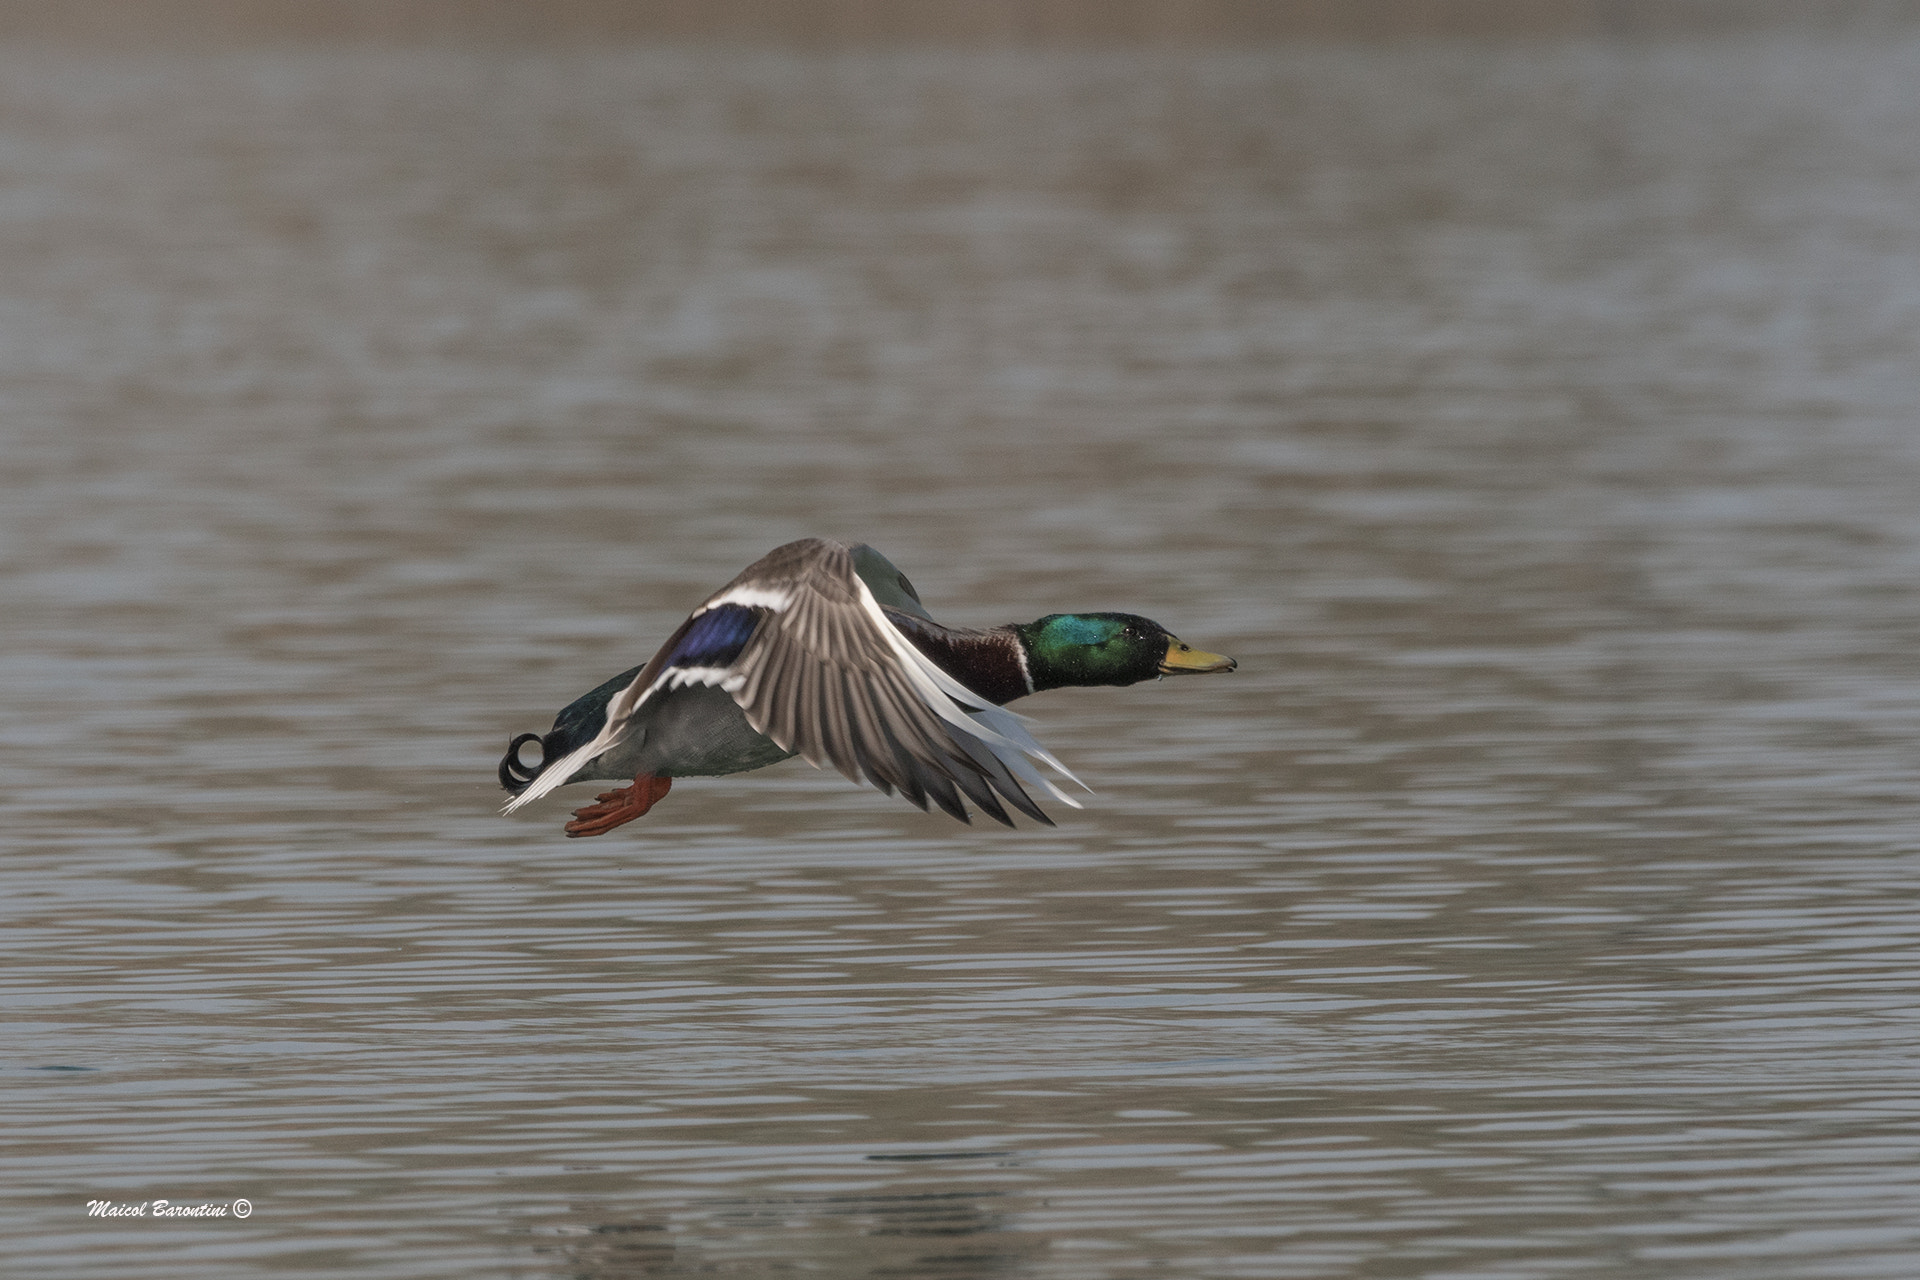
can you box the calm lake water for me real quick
[4,32,1920,1279]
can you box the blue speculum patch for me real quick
[668,604,762,670]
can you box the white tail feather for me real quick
[499,668,666,814]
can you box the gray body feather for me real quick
[573,684,797,782]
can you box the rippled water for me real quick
[5,33,1920,1279]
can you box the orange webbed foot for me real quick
[564,774,673,838]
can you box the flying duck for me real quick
[500,538,1235,836]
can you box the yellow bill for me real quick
[1159,637,1237,676]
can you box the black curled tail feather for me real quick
[499,733,545,794]
[500,662,648,801]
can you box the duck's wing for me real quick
[848,542,935,622]
[503,538,1084,825]
[727,540,1084,825]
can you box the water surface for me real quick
[4,35,1920,1279]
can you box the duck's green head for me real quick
[1014,612,1237,692]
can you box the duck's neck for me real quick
[882,610,1034,706]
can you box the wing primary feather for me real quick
[872,680,928,801]
[839,668,898,794]
[918,767,972,824]
[869,677,948,807]
[860,658,962,792]
[819,664,861,784]
[875,713,931,812]
[798,655,832,772]
[782,653,813,765]
[945,725,1055,826]
[945,752,1015,827]
[866,660,1028,823]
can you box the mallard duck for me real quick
[499,538,1236,836]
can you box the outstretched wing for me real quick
[504,538,1084,825]
[726,539,1083,825]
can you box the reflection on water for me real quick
[534,1190,1015,1279]
[5,31,1920,1280]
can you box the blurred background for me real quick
[2,0,1920,41]
[5,3,1920,1278]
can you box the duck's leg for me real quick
[564,774,673,838]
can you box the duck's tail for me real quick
[498,733,545,795]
